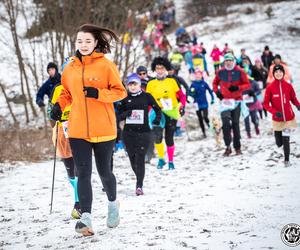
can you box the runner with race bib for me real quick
[146,57,186,170]
[119,73,162,195]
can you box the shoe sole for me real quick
[75,227,94,236]
[107,217,120,228]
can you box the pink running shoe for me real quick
[135,187,144,196]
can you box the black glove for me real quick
[152,117,161,126]
[275,111,283,118]
[120,110,132,120]
[180,106,185,116]
[83,86,98,99]
[37,100,45,107]
[248,89,255,97]
[216,91,224,100]
[228,85,239,92]
[50,103,62,121]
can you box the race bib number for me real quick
[282,128,291,137]
[258,81,263,90]
[243,94,254,104]
[221,99,236,109]
[126,110,144,124]
[160,98,173,111]
[62,121,69,138]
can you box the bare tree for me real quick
[0,81,18,124]
[0,0,37,123]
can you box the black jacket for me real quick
[261,52,274,70]
[119,91,162,132]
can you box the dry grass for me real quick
[0,126,54,163]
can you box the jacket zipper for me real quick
[279,80,286,122]
[82,63,90,138]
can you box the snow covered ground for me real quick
[1,0,300,249]
[1,119,300,250]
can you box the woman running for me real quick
[146,57,186,170]
[50,24,127,236]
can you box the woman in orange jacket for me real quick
[50,24,127,236]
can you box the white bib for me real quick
[243,94,254,104]
[126,110,144,124]
[160,98,173,111]
[221,99,236,110]
[282,128,291,137]
[62,121,69,138]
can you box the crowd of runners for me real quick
[35,21,300,236]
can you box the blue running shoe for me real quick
[75,212,94,236]
[107,201,120,228]
[168,162,175,170]
[157,158,166,169]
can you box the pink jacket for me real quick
[210,48,222,62]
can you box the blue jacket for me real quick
[36,73,61,106]
[189,80,214,109]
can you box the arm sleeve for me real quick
[56,73,72,110]
[178,77,189,96]
[118,99,128,121]
[147,93,162,121]
[263,86,276,115]
[239,70,251,92]
[36,83,47,104]
[206,82,214,101]
[290,86,300,107]
[97,63,127,103]
[212,73,220,93]
[176,88,186,106]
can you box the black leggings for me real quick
[69,138,116,213]
[153,115,177,146]
[62,157,77,178]
[123,131,151,188]
[196,109,210,135]
[274,131,290,161]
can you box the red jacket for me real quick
[213,66,250,100]
[263,79,300,122]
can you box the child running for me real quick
[189,69,214,138]
[119,73,162,195]
[264,64,300,167]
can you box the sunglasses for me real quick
[138,72,147,76]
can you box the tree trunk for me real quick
[0,82,18,124]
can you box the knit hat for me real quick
[151,57,172,71]
[126,73,141,85]
[274,54,281,60]
[223,53,235,61]
[273,64,285,76]
[47,62,58,71]
[136,66,147,74]
[254,57,262,63]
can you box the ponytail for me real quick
[77,24,118,53]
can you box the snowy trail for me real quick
[1,0,300,249]
[1,117,300,250]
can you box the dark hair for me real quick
[273,64,285,76]
[151,57,171,71]
[77,24,118,54]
